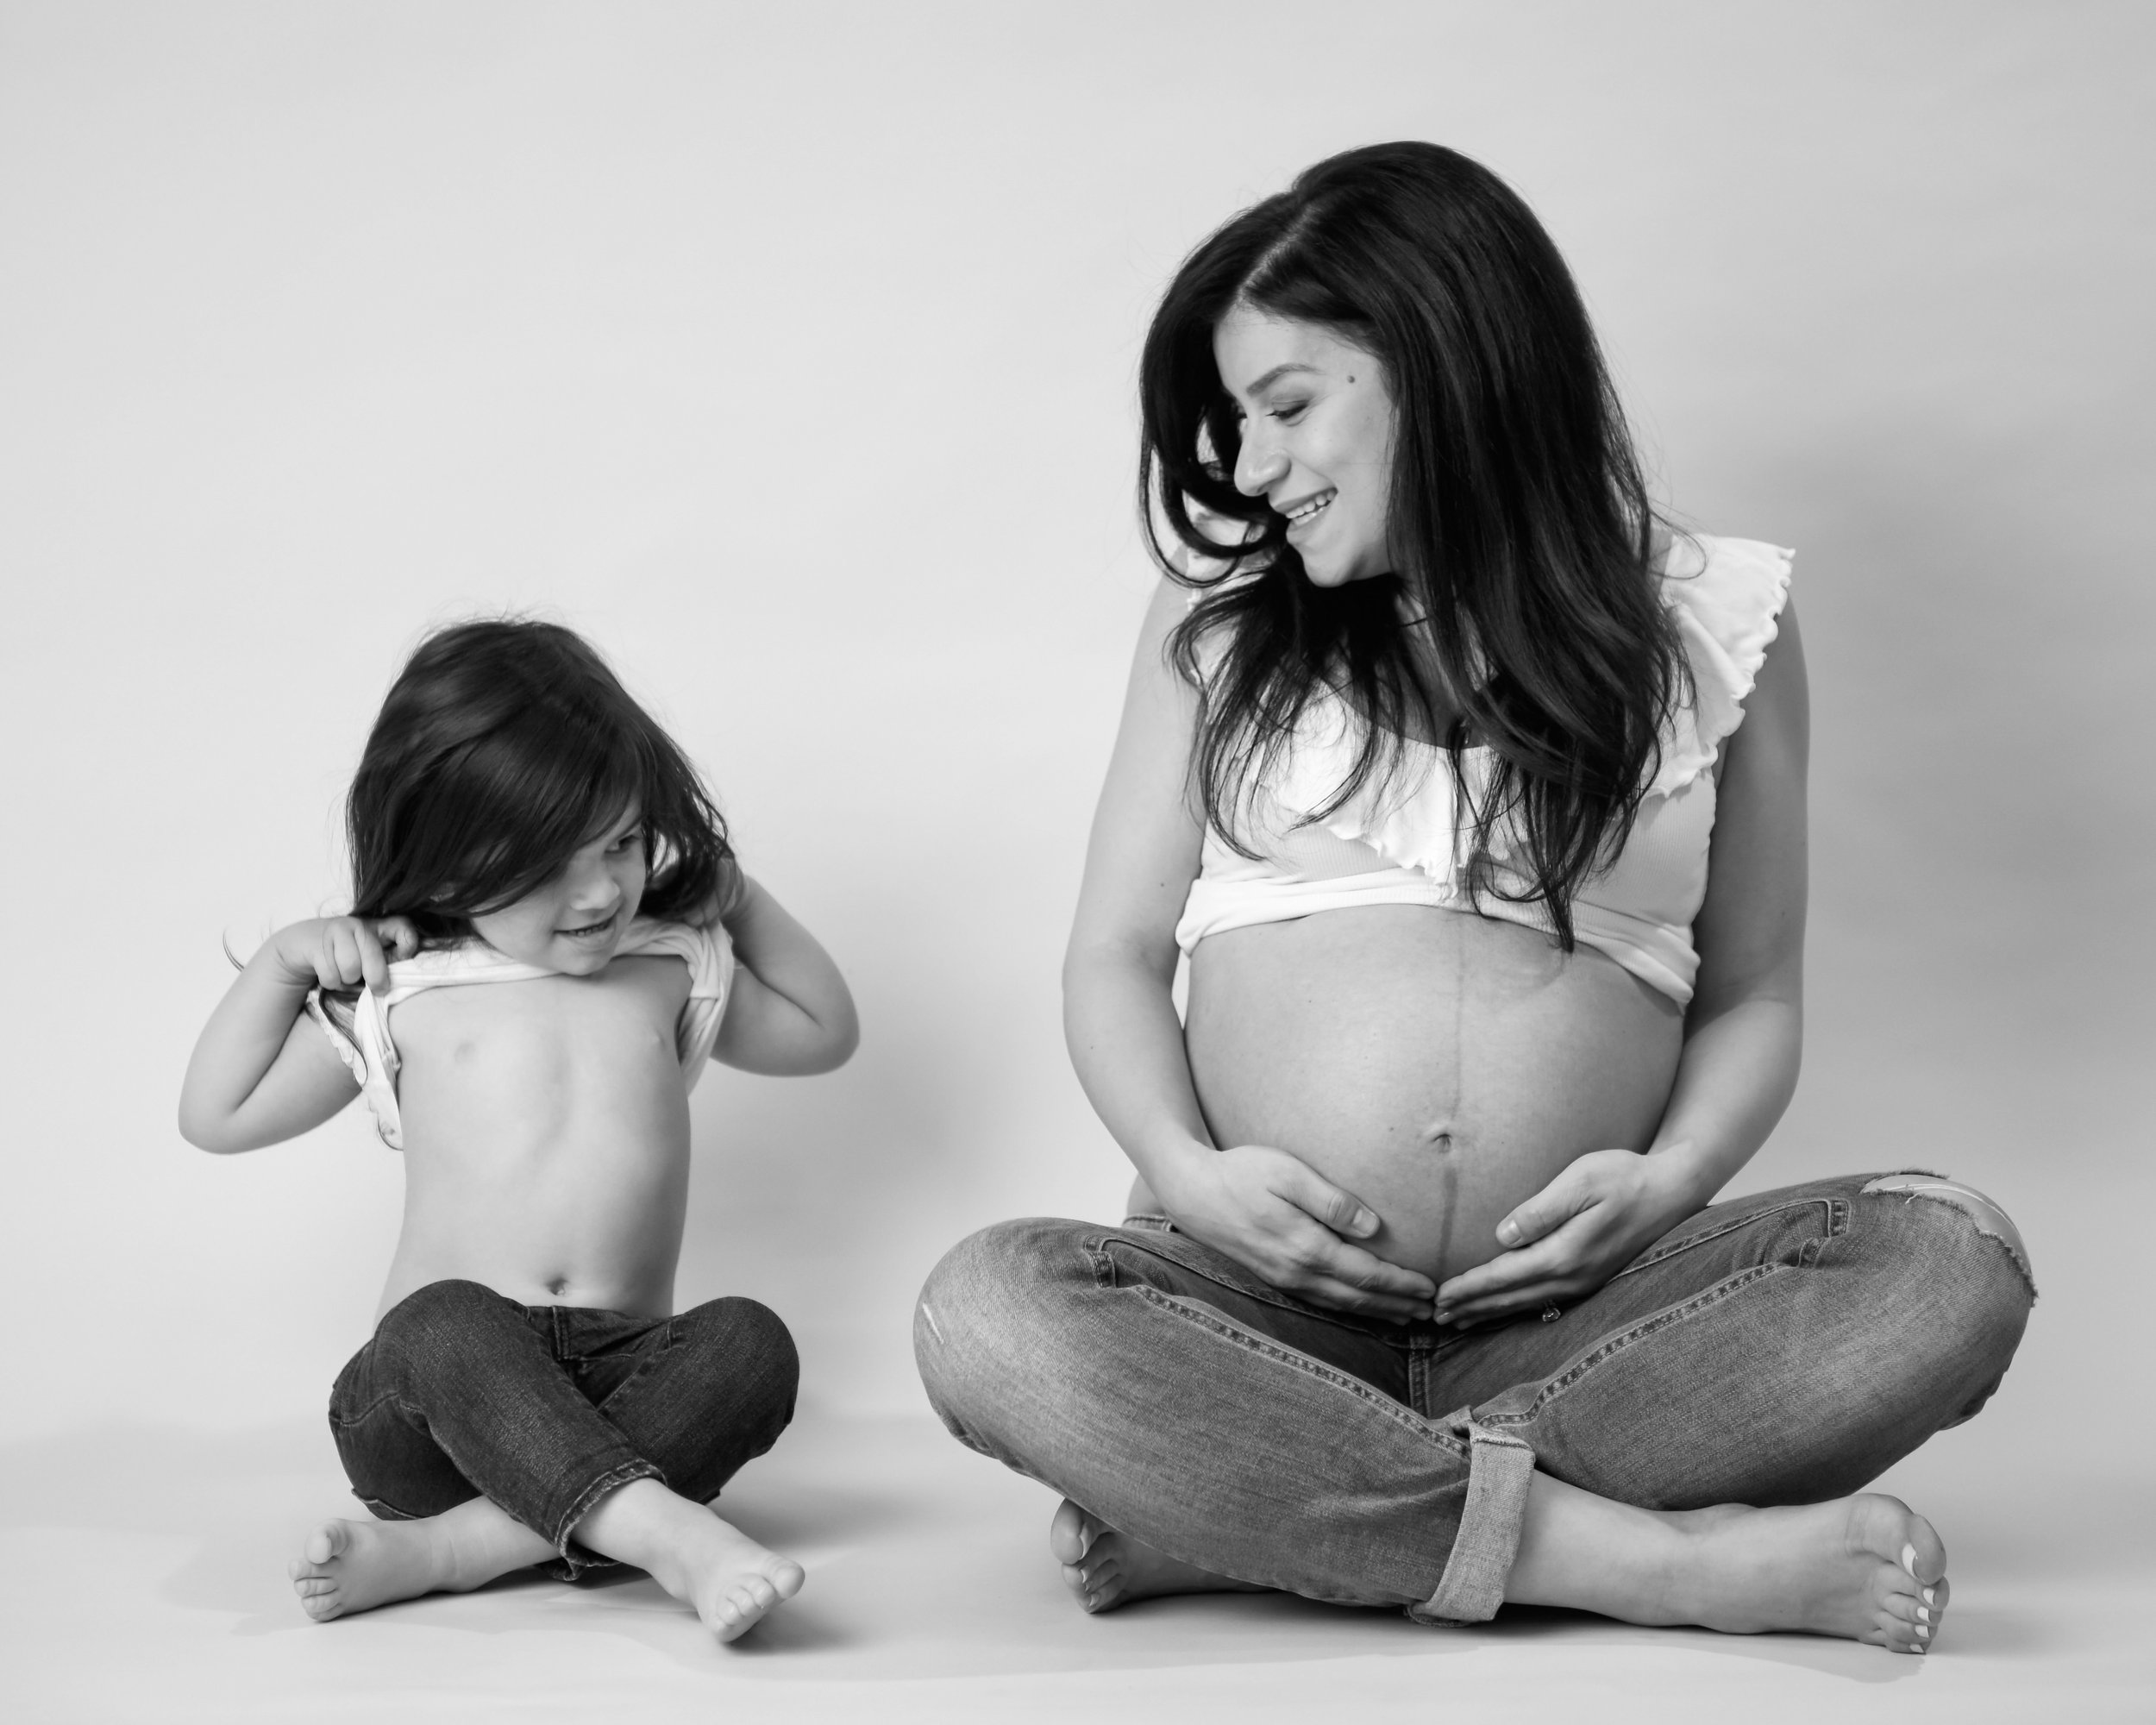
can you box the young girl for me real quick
[179,618,858,1641]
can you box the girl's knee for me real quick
[674,1297,799,1417]
[372,1277,517,1359]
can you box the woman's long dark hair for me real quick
[1141,141,1686,949]
[347,618,738,944]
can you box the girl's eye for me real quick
[611,829,645,854]
[1269,401,1308,423]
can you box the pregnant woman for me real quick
[914,143,2033,1653]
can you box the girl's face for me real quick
[1212,303,1396,586]
[470,806,648,975]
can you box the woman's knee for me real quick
[1860,1174,2035,1301]
[1857,1174,2034,1394]
[913,1219,1094,1433]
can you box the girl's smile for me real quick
[472,811,649,975]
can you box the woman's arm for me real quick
[1066,577,1438,1320]
[177,918,415,1153]
[711,877,859,1076]
[1433,603,1810,1324]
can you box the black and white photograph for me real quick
[2,3,2149,1720]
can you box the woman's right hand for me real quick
[1160,1144,1438,1321]
[270,916,419,994]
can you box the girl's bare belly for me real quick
[375,962,694,1320]
[1162,906,1683,1285]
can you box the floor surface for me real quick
[4,1409,2150,1723]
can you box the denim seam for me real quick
[327,1389,409,1431]
[1129,1284,1470,1459]
[587,1320,686,1429]
[552,1458,663,1556]
[1089,1235,1313,1317]
[1614,1195,1845,1280]
[1412,1423,1537,1626]
[1476,1262,1786,1428]
[1092,1234,1387,1330]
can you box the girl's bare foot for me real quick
[658,1511,806,1641]
[290,1519,439,1621]
[577,1478,803,1641]
[289,1496,556,1622]
[1048,1499,1266,1615]
[1511,1477,1950,1654]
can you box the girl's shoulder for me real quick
[1650,532,1796,795]
[617,916,735,1000]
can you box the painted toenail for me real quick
[1901,1542,1917,1578]
[1918,1606,1929,1622]
[1917,1625,1929,1640]
[1922,1586,1934,1605]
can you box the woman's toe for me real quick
[1049,1501,1096,1565]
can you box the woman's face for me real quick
[1212,304,1396,586]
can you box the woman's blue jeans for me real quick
[329,1279,799,1578]
[914,1172,2034,1623]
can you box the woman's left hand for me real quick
[1432,1149,1699,1327]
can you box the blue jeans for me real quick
[914,1173,2033,1622]
[329,1279,799,1578]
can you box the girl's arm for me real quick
[1433,604,1810,1324]
[1066,577,1438,1320]
[711,878,859,1076]
[177,917,417,1154]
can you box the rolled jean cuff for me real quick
[548,1457,665,1575]
[1411,1422,1536,1624]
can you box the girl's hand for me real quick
[1163,1144,1438,1322]
[1432,1148,1698,1327]
[271,916,420,994]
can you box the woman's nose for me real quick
[1234,431,1288,497]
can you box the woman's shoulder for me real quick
[1661,531,1793,691]
[1649,530,1796,793]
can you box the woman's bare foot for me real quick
[1511,1477,1949,1654]
[1048,1499,1266,1615]
[578,1478,803,1641]
[288,1496,555,1622]
[1666,1495,1949,1652]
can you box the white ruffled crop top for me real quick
[306,917,735,1149]
[1174,534,1794,1007]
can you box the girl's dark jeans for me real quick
[329,1279,799,1578]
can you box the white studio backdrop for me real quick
[1,1,2148,1461]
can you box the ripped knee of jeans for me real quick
[1862,1174,2036,1298]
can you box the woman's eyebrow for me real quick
[1237,361,1323,397]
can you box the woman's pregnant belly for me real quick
[1176,906,1684,1286]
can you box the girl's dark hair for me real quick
[1141,141,1686,949]
[348,618,737,943]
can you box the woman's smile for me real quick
[1212,304,1395,586]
